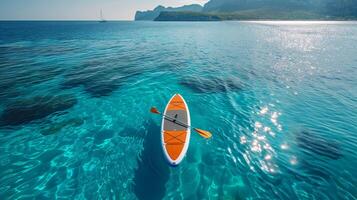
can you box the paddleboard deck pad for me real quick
[161,94,191,166]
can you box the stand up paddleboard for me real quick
[161,94,191,166]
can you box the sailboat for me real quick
[99,9,106,23]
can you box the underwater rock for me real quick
[133,119,170,200]
[0,43,78,58]
[0,45,33,57]
[41,118,85,136]
[62,58,142,97]
[0,60,64,94]
[302,161,331,180]
[84,82,122,98]
[180,76,243,93]
[286,160,333,188]
[297,130,342,160]
[61,60,119,97]
[0,94,77,126]
[0,55,64,103]
[37,45,80,57]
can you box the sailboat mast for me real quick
[99,9,106,22]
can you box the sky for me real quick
[0,0,208,20]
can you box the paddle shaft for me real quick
[162,113,211,138]
[160,113,190,129]
[151,107,211,138]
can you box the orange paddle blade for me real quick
[194,128,212,139]
[150,107,161,114]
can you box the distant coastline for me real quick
[135,0,357,22]
[153,10,357,21]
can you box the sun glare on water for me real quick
[246,21,357,25]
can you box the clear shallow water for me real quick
[0,21,356,199]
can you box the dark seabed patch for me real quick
[300,160,331,182]
[35,44,81,57]
[93,129,115,144]
[0,87,22,102]
[296,130,342,160]
[118,126,146,138]
[41,118,85,136]
[84,82,122,98]
[0,45,34,57]
[0,94,77,126]
[0,60,65,99]
[0,43,80,57]
[284,160,335,196]
[180,76,243,93]
[62,58,142,97]
[133,119,170,200]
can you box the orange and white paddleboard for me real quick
[161,94,191,166]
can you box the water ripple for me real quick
[0,21,356,199]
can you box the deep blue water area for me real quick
[0,21,356,199]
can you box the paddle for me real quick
[150,107,212,139]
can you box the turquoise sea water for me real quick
[0,21,356,199]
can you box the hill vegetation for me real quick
[135,4,203,20]
[154,12,220,21]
